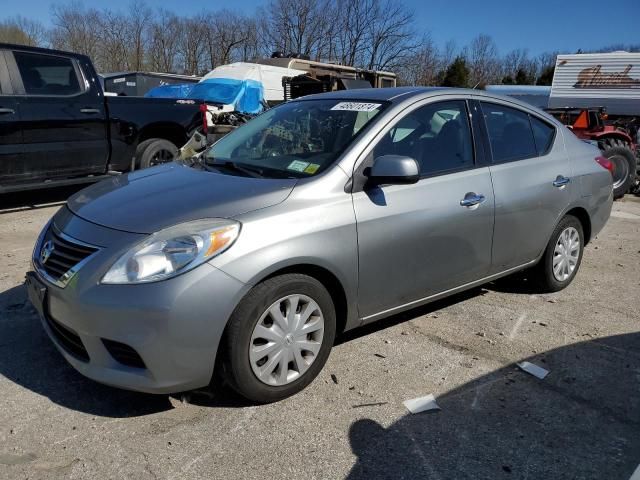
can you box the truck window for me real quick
[13,51,82,96]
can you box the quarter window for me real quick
[14,51,82,96]
[373,100,474,177]
[481,102,537,163]
[530,115,555,155]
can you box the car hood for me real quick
[67,163,297,234]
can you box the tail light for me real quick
[199,103,208,134]
[595,156,615,174]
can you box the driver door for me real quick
[352,99,495,320]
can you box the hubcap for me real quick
[249,294,324,386]
[552,226,580,282]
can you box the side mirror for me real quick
[367,155,420,186]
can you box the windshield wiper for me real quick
[204,159,264,178]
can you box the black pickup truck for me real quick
[0,43,203,193]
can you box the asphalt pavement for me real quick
[1,187,639,480]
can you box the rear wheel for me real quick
[136,138,178,169]
[222,274,336,403]
[530,215,584,293]
[599,140,636,198]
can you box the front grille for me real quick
[38,227,98,283]
[44,307,90,362]
[102,339,146,369]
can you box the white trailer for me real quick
[549,52,640,116]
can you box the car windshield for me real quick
[203,99,387,178]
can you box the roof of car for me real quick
[297,86,528,103]
[298,86,555,119]
[299,86,447,102]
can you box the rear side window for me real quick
[14,51,82,96]
[481,102,537,163]
[373,100,474,177]
[530,116,555,155]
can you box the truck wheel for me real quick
[136,138,178,169]
[600,145,637,199]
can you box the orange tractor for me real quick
[546,107,638,198]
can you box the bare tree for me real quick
[49,2,101,61]
[263,0,333,59]
[148,10,182,73]
[203,10,255,69]
[464,34,500,86]
[96,9,130,72]
[0,16,47,46]
[363,0,416,70]
[127,2,153,71]
[177,18,207,75]
[398,34,440,85]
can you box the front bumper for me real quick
[27,209,249,394]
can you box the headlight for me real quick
[101,219,240,284]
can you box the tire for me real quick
[222,274,336,403]
[136,138,178,169]
[530,215,584,293]
[600,143,636,199]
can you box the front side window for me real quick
[14,51,82,96]
[372,100,474,177]
[481,102,537,163]
[205,99,386,178]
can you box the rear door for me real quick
[6,48,108,180]
[353,98,495,320]
[0,50,24,184]
[477,99,572,272]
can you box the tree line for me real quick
[0,0,638,86]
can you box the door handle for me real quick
[460,192,486,208]
[80,108,100,114]
[0,108,15,114]
[553,175,571,188]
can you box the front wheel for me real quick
[530,215,584,292]
[222,274,336,403]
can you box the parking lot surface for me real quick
[1,188,639,480]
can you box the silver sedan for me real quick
[27,88,613,402]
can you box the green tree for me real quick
[501,75,515,85]
[515,68,534,85]
[441,56,469,87]
[536,65,555,86]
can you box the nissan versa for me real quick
[26,88,613,403]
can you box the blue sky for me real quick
[3,0,639,56]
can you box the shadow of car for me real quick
[346,332,640,479]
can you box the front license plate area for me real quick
[25,271,47,317]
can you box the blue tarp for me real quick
[145,83,195,98]
[145,78,264,115]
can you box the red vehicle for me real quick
[546,107,638,198]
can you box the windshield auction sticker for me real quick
[330,102,381,112]
[287,160,310,172]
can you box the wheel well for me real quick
[264,264,349,335]
[566,207,592,244]
[138,124,186,148]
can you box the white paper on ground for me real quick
[517,361,549,379]
[403,394,441,414]
[628,464,640,480]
